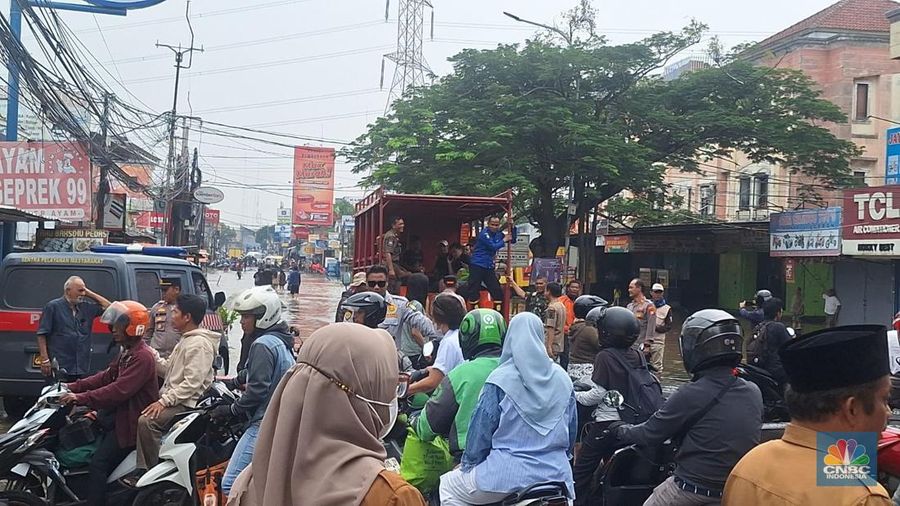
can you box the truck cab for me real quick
[0,247,226,417]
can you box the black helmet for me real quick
[459,309,506,360]
[587,306,640,348]
[755,289,773,305]
[341,292,387,329]
[680,309,743,374]
[574,295,609,320]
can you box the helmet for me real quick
[574,295,608,320]
[101,300,150,338]
[234,285,284,329]
[459,309,506,360]
[755,289,773,305]
[341,292,387,329]
[679,309,743,374]
[587,306,640,348]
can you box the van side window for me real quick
[135,271,161,308]
[192,271,213,309]
[3,268,118,310]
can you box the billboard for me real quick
[204,209,220,227]
[843,185,900,256]
[605,235,632,253]
[888,127,900,185]
[135,211,165,229]
[292,147,334,226]
[277,207,291,225]
[0,142,91,220]
[769,208,841,257]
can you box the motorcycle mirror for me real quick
[423,341,434,357]
[213,292,226,309]
[397,373,410,398]
[213,355,225,372]
[786,327,796,338]
[601,390,625,409]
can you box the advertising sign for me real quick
[204,209,220,227]
[192,187,224,204]
[0,142,91,220]
[293,226,309,240]
[341,215,355,230]
[532,258,563,284]
[769,208,841,257]
[102,193,126,230]
[496,234,530,268]
[292,147,335,226]
[888,127,900,185]
[135,211,165,229]
[843,185,900,256]
[277,207,291,225]
[605,235,632,253]
[35,228,107,252]
[785,258,795,283]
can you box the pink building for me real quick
[665,0,900,221]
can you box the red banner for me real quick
[135,211,165,229]
[204,209,220,226]
[0,142,91,221]
[292,147,334,226]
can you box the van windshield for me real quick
[3,267,119,309]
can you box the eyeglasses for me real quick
[367,280,387,288]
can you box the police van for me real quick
[0,246,226,418]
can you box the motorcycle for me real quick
[132,381,243,506]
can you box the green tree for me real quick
[333,198,355,220]
[255,225,275,247]
[344,11,858,258]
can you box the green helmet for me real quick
[459,309,506,360]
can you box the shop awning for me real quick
[0,206,50,222]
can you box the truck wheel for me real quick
[0,491,47,506]
[2,397,35,420]
[132,483,191,506]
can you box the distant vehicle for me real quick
[325,257,340,278]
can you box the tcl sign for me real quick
[843,186,900,256]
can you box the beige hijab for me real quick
[227,322,399,506]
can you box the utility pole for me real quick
[94,92,112,230]
[156,1,202,245]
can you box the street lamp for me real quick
[502,11,573,46]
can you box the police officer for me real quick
[364,265,440,347]
[144,277,183,359]
[597,310,764,506]
[340,290,414,373]
[724,325,892,506]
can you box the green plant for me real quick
[218,306,239,330]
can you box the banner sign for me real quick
[604,235,632,253]
[843,186,900,256]
[888,127,900,185]
[204,209,220,226]
[135,211,165,229]
[496,233,530,268]
[277,207,291,225]
[769,208,841,257]
[0,142,91,220]
[35,228,107,252]
[341,215,355,230]
[292,147,334,226]
[102,193,126,230]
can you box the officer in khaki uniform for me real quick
[144,277,184,359]
[383,216,410,294]
[723,325,892,506]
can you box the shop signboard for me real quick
[843,186,900,256]
[769,208,841,257]
[604,235,632,253]
[887,127,900,185]
[496,234,530,268]
[35,228,107,252]
[0,141,91,221]
[203,209,220,227]
[277,207,291,225]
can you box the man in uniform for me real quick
[723,325,892,506]
[144,277,183,359]
[627,278,656,351]
[365,265,439,346]
[382,216,409,294]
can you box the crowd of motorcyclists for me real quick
[18,254,900,506]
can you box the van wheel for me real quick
[0,491,47,506]
[132,483,191,506]
[2,397,34,420]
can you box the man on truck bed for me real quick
[383,216,410,293]
[461,216,512,306]
[36,276,111,381]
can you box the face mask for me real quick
[380,398,399,440]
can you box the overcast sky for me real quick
[10,0,842,228]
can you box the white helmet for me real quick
[233,285,284,330]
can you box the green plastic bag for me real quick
[55,439,99,468]
[399,428,454,493]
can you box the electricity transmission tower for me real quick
[381,0,433,113]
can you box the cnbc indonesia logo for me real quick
[822,439,872,481]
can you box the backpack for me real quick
[747,321,772,368]
[606,348,664,423]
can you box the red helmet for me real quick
[101,301,150,338]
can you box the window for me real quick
[192,271,214,309]
[755,174,769,209]
[738,176,751,210]
[853,171,868,188]
[135,271,161,308]
[3,268,118,309]
[699,184,716,217]
[855,82,870,121]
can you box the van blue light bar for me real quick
[90,244,188,258]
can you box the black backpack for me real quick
[606,348,664,423]
[747,321,772,368]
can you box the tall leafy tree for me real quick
[345,11,858,257]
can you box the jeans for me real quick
[88,431,133,506]
[463,264,503,303]
[573,420,616,505]
[222,422,260,495]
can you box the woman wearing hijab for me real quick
[439,312,577,505]
[227,323,425,506]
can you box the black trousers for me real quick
[88,431,133,506]
[463,264,503,303]
[573,420,617,506]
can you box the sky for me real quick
[8,0,844,228]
